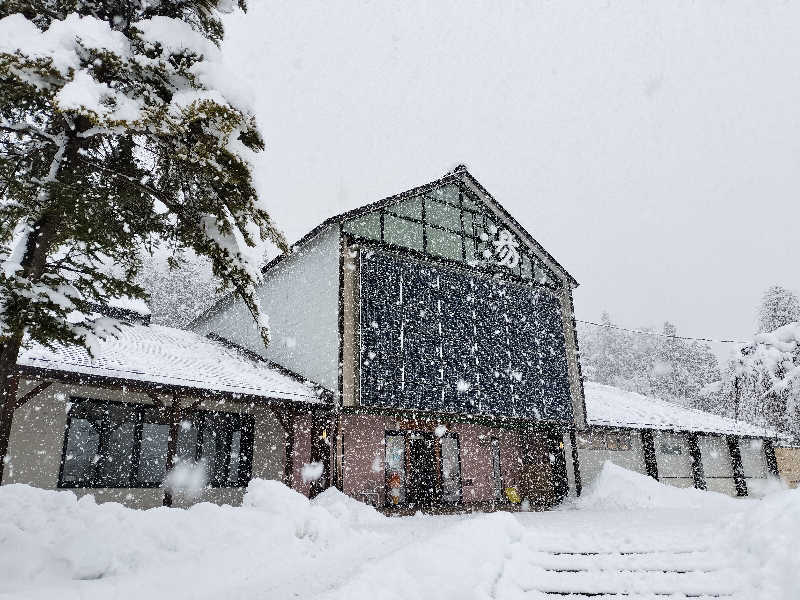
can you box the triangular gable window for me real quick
[342,182,560,288]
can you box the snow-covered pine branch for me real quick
[0,1,286,354]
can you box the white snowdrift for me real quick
[727,487,800,600]
[572,461,739,511]
[0,479,380,595]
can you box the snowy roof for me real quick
[18,324,325,404]
[584,381,785,439]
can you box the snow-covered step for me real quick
[508,565,738,597]
[524,550,729,573]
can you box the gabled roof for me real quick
[191,165,578,331]
[263,165,578,286]
[17,324,329,405]
[584,381,787,439]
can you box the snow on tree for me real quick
[577,313,721,409]
[137,250,221,328]
[757,285,800,334]
[0,0,288,481]
[731,323,800,439]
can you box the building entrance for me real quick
[407,432,436,507]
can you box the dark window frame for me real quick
[58,397,254,489]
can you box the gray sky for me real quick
[222,1,800,358]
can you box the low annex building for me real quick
[2,167,787,509]
[579,382,785,497]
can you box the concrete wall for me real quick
[775,446,800,488]
[5,379,289,509]
[575,429,647,488]
[193,225,341,391]
[653,431,694,489]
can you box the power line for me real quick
[576,319,751,345]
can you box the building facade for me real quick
[3,167,787,509]
[192,166,586,508]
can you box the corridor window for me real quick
[59,398,254,489]
[605,432,632,451]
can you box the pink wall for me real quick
[341,414,390,504]
[333,414,526,506]
[450,424,524,503]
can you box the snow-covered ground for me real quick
[2,463,798,600]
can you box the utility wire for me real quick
[576,319,751,345]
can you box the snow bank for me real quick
[0,480,381,595]
[727,487,800,600]
[572,462,738,511]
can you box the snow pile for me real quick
[572,462,737,511]
[727,487,800,600]
[0,480,380,595]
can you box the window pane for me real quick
[385,434,406,505]
[387,197,422,220]
[426,200,462,232]
[430,184,460,205]
[62,417,100,484]
[177,420,199,462]
[383,214,424,252]
[200,419,227,484]
[97,421,136,486]
[426,226,463,261]
[441,436,461,503]
[343,212,381,241]
[227,430,242,485]
[462,211,479,238]
[461,189,481,211]
[138,423,169,484]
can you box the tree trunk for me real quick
[0,130,78,484]
[0,335,23,483]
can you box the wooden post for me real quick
[727,436,748,497]
[687,433,706,490]
[641,430,659,480]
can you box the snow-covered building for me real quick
[4,166,785,509]
[578,382,784,496]
[191,165,586,509]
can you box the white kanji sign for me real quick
[492,228,520,268]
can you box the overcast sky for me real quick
[221,1,800,358]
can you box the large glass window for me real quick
[383,213,424,252]
[342,183,561,288]
[59,398,254,489]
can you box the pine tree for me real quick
[757,285,800,334]
[0,1,288,482]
